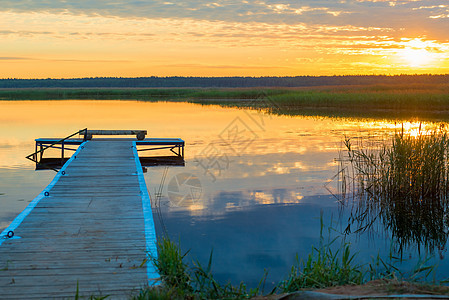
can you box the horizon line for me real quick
[2,74,449,80]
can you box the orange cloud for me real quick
[1,1,448,77]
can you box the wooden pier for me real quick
[33,137,185,169]
[0,136,165,299]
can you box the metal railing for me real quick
[25,128,88,172]
[137,145,184,157]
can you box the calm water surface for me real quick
[0,100,447,288]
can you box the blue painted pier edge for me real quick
[133,141,159,284]
[0,139,160,298]
[0,141,88,245]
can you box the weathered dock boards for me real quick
[0,140,158,299]
[33,137,185,169]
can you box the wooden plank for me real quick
[83,130,147,140]
[85,130,147,135]
[0,140,158,299]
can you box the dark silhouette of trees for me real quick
[0,75,448,88]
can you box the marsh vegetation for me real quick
[3,89,449,298]
[132,217,445,299]
[339,125,449,253]
[2,84,449,120]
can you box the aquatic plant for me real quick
[3,85,449,121]
[132,286,176,300]
[339,125,449,253]
[278,214,363,292]
[145,236,266,299]
[139,214,443,299]
[150,237,191,294]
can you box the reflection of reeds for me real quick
[340,126,449,252]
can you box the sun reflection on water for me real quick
[3,100,449,288]
[0,100,447,218]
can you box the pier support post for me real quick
[61,140,65,166]
[39,144,43,162]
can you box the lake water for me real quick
[0,100,447,289]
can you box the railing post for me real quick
[25,128,88,171]
[83,128,88,141]
[61,140,65,166]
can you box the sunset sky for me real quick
[1,0,449,78]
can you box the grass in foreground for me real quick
[132,214,444,299]
[139,237,265,299]
[278,216,363,292]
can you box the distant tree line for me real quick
[0,75,448,88]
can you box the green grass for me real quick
[277,213,440,294]
[74,281,109,300]
[278,214,363,292]
[0,88,283,101]
[70,214,446,299]
[340,127,449,252]
[143,237,265,299]
[132,287,176,300]
[137,214,444,299]
[150,238,191,295]
[271,91,449,111]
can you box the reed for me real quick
[340,126,449,252]
[0,88,283,101]
[277,213,442,294]
[3,86,449,120]
[139,215,443,299]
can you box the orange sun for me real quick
[396,38,440,68]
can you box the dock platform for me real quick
[33,137,185,169]
[0,139,159,299]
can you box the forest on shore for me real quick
[1,74,448,88]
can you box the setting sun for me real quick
[1,1,449,77]
[395,38,443,68]
[400,48,433,67]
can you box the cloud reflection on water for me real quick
[0,100,447,285]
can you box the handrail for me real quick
[25,128,88,165]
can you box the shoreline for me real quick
[1,85,449,121]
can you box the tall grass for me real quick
[340,126,449,252]
[277,213,444,295]
[0,88,284,101]
[270,90,449,111]
[144,236,264,299]
[3,85,449,121]
[144,214,442,299]
[151,238,191,293]
[278,214,363,292]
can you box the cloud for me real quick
[0,1,444,44]
[0,26,156,41]
[0,57,32,60]
[158,63,290,69]
[0,1,446,45]
[1,1,448,76]
[0,30,54,37]
[0,55,129,63]
[0,0,446,27]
